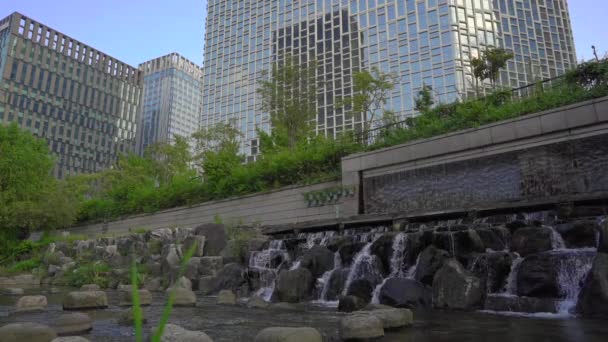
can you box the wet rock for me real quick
[194,223,227,257]
[485,294,558,313]
[169,288,197,307]
[214,263,247,293]
[152,324,213,342]
[432,259,483,310]
[62,291,108,310]
[247,296,269,309]
[52,313,92,336]
[15,295,47,313]
[370,234,395,271]
[276,268,314,303]
[577,253,608,317]
[0,322,57,342]
[184,257,201,281]
[79,284,100,291]
[368,308,413,329]
[378,278,432,309]
[1,288,24,296]
[172,276,193,290]
[346,279,376,304]
[599,221,608,253]
[184,236,206,257]
[323,269,349,301]
[452,229,485,257]
[414,245,449,285]
[117,308,148,326]
[338,242,366,266]
[199,257,223,277]
[477,227,510,251]
[254,327,322,342]
[51,337,91,342]
[299,246,334,279]
[198,276,217,295]
[120,289,152,306]
[468,252,514,293]
[338,295,365,312]
[556,221,598,248]
[161,244,182,276]
[516,254,560,298]
[145,277,162,292]
[510,227,554,257]
[0,274,40,288]
[339,313,384,340]
[217,290,237,305]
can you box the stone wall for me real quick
[70,181,345,237]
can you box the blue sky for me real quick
[0,0,605,67]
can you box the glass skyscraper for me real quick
[201,0,577,156]
[137,53,203,155]
[0,12,142,178]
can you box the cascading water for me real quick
[371,233,409,304]
[248,240,289,301]
[502,254,523,295]
[318,252,342,302]
[342,236,383,296]
[555,249,595,314]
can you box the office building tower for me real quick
[201,0,577,156]
[137,53,203,155]
[0,12,142,178]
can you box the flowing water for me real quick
[248,240,289,301]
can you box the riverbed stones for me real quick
[338,295,365,312]
[51,313,92,336]
[217,290,237,305]
[62,291,108,310]
[120,289,152,306]
[339,313,384,340]
[276,268,314,303]
[510,227,554,257]
[254,327,322,342]
[577,253,608,317]
[15,295,48,313]
[153,324,213,342]
[415,245,449,285]
[79,284,100,291]
[194,223,227,257]
[0,322,57,342]
[299,246,334,279]
[368,308,413,329]
[378,277,432,309]
[432,259,483,310]
[247,296,269,309]
[0,274,40,288]
[184,236,206,257]
[1,288,24,296]
[170,287,197,307]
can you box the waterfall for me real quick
[342,237,382,296]
[318,252,342,302]
[548,226,566,250]
[249,239,289,301]
[406,253,421,279]
[555,250,595,314]
[370,233,409,304]
[503,254,523,295]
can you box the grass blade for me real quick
[131,259,143,342]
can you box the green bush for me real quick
[63,261,111,288]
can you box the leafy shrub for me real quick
[63,261,111,288]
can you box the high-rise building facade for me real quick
[0,12,142,178]
[201,0,577,156]
[137,53,203,155]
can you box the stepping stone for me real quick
[52,313,93,336]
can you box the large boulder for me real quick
[346,279,376,304]
[152,324,213,342]
[161,244,182,278]
[299,246,334,279]
[468,252,514,293]
[555,221,598,248]
[338,242,366,266]
[370,234,395,272]
[15,295,47,313]
[0,322,57,342]
[577,253,608,317]
[599,220,608,253]
[0,274,40,288]
[254,327,322,342]
[51,337,90,342]
[184,236,206,257]
[451,229,485,257]
[338,295,365,312]
[477,227,510,251]
[378,277,432,309]
[194,223,227,256]
[414,245,449,285]
[516,254,559,298]
[323,268,349,301]
[120,289,153,306]
[217,290,237,305]
[485,294,558,313]
[510,227,554,257]
[63,291,108,310]
[339,313,384,340]
[199,257,223,277]
[432,259,483,310]
[214,263,247,293]
[368,308,413,329]
[51,313,92,336]
[170,287,197,307]
[276,268,314,303]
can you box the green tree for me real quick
[414,84,435,114]
[470,48,514,92]
[346,67,397,132]
[145,135,194,185]
[258,56,317,150]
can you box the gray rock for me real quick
[254,327,322,342]
[145,277,162,292]
[299,246,335,279]
[194,223,227,256]
[0,322,57,342]
[51,313,92,336]
[556,220,598,248]
[1,288,24,296]
[199,257,223,277]
[378,277,432,309]
[0,274,40,288]
[51,337,91,342]
[339,313,384,340]
[14,295,47,313]
[217,290,237,305]
[62,291,108,310]
[184,236,206,258]
[477,227,510,251]
[432,259,483,310]
[173,276,193,290]
[368,308,413,329]
[485,294,558,313]
[247,296,269,309]
[120,289,152,306]
[599,221,608,253]
[323,268,349,301]
[510,227,554,257]
[152,324,213,342]
[169,287,197,307]
[414,245,449,285]
[338,295,365,312]
[198,276,217,295]
[184,257,200,281]
[577,253,608,317]
[79,284,100,291]
[214,263,247,293]
[161,244,182,276]
[276,268,314,303]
